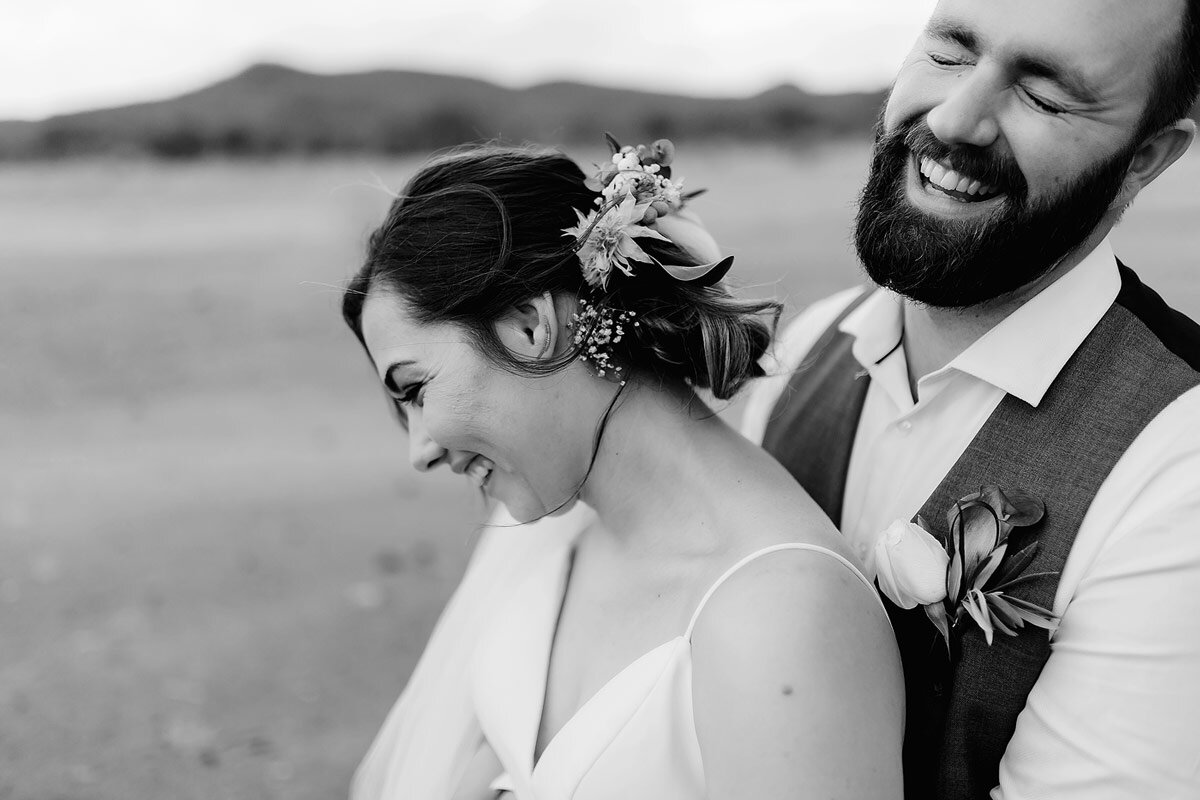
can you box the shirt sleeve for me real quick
[740,286,866,444]
[994,386,1200,800]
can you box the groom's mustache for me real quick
[888,121,1029,202]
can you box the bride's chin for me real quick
[499,491,578,525]
[545,496,579,518]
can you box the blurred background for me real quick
[2,1,1198,797]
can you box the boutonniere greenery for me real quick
[873,485,1059,655]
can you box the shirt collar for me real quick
[839,238,1121,408]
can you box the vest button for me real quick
[932,682,944,697]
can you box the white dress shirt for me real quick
[741,239,1200,800]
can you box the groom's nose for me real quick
[407,407,447,472]
[926,65,1002,150]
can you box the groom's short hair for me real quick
[1139,0,1200,139]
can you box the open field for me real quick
[1,142,1198,799]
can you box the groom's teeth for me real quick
[936,169,964,191]
[917,154,1000,200]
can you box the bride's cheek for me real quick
[437,388,491,445]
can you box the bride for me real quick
[342,140,903,798]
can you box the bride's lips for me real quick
[466,456,495,490]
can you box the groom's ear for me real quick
[492,291,565,363]
[1112,119,1196,210]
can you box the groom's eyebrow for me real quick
[927,19,978,52]
[1011,51,1102,105]
[925,17,1100,106]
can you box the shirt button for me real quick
[898,420,913,433]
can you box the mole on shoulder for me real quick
[781,685,794,696]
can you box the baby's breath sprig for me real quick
[568,298,639,384]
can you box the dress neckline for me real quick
[531,543,687,773]
[484,537,883,787]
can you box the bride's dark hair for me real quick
[343,144,779,401]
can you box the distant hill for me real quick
[0,64,887,159]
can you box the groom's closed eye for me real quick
[925,17,1099,109]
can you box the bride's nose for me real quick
[407,407,447,472]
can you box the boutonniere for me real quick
[873,486,1059,654]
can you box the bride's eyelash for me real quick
[397,383,424,405]
[382,368,424,406]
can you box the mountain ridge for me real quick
[0,64,887,159]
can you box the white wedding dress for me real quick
[351,507,588,800]
[472,539,883,799]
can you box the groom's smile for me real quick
[916,156,999,201]
[906,151,1006,218]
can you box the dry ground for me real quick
[1,142,1197,798]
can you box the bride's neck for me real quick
[576,378,733,554]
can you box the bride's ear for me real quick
[493,291,565,363]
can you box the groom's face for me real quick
[855,0,1183,308]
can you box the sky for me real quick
[3,0,939,121]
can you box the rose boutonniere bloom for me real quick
[874,486,1059,654]
[874,520,950,608]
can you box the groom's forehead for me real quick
[923,0,1185,89]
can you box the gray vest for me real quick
[762,264,1200,799]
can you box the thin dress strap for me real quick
[684,543,882,641]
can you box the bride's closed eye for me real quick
[394,382,425,406]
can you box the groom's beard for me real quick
[854,117,1136,308]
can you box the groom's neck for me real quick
[899,228,1111,399]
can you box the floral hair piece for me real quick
[562,134,734,291]
[564,134,733,379]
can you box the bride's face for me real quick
[359,290,587,522]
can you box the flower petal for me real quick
[924,600,952,644]
[947,549,964,605]
[658,256,735,286]
[652,209,723,265]
[960,502,1001,579]
[987,541,1040,591]
[1000,594,1059,628]
[988,605,1019,637]
[1002,489,1046,528]
[973,541,1008,590]
[963,589,995,645]
[985,592,1026,630]
[872,519,950,608]
[624,223,671,242]
[615,234,657,266]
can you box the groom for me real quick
[748,0,1200,797]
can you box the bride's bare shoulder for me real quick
[686,535,905,797]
